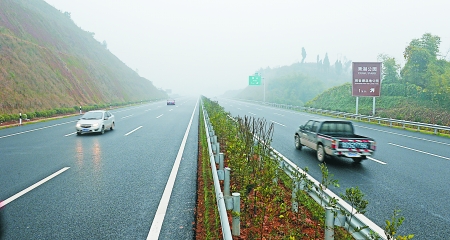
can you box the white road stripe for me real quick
[121,114,133,119]
[271,120,286,127]
[358,125,450,146]
[64,132,77,137]
[147,99,198,239]
[274,113,285,117]
[0,121,76,139]
[248,112,257,116]
[156,114,163,118]
[388,143,450,160]
[124,126,142,136]
[0,167,70,208]
[367,156,387,165]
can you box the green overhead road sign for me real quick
[249,75,261,85]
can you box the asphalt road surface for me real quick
[218,98,450,239]
[0,97,199,240]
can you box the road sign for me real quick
[352,62,382,97]
[249,75,261,85]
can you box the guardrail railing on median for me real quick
[241,100,450,134]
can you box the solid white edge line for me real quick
[65,132,77,137]
[389,143,450,160]
[0,167,70,208]
[147,99,198,239]
[0,121,76,139]
[124,126,143,136]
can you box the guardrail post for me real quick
[214,143,220,163]
[325,207,335,240]
[19,113,22,125]
[292,180,299,212]
[217,153,225,180]
[224,167,233,210]
[232,193,241,236]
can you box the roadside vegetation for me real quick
[197,97,414,239]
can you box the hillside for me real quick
[305,83,450,126]
[0,0,167,115]
[231,61,352,106]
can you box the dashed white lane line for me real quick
[64,132,77,137]
[367,156,387,165]
[389,143,450,160]
[248,112,257,116]
[121,114,133,119]
[124,126,143,136]
[271,120,286,127]
[358,125,450,146]
[156,114,164,118]
[147,99,198,239]
[0,167,70,208]
[0,121,76,139]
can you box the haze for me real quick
[43,0,450,97]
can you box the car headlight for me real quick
[92,123,99,128]
[76,123,81,127]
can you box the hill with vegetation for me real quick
[231,52,352,106]
[0,0,167,120]
[233,33,450,126]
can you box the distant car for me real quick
[167,100,175,105]
[76,110,115,135]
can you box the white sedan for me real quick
[75,110,115,135]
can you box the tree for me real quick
[334,59,342,76]
[401,33,441,88]
[323,53,330,72]
[378,54,400,84]
[301,47,307,63]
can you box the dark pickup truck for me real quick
[294,119,376,163]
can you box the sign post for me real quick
[352,62,382,115]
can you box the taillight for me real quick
[331,140,336,149]
[371,141,376,150]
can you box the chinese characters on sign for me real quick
[352,62,382,97]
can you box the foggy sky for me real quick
[43,0,450,97]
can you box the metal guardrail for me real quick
[201,104,233,240]
[269,147,388,239]
[241,100,450,134]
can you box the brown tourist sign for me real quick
[352,62,382,97]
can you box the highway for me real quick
[0,98,199,239]
[218,98,450,239]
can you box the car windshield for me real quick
[81,112,103,120]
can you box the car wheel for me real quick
[101,126,105,134]
[317,144,326,163]
[110,122,114,131]
[295,135,302,150]
[76,132,81,136]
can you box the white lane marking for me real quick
[358,125,450,147]
[367,156,387,165]
[145,109,152,112]
[124,126,142,136]
[271,120,286,127]
[169,109,173,112]
[274,113,285,117]
[256,108,262,110]
[121,114,133,119]
[147,99,198,239]
[0,121,76,139]
[0,167,70,208]
[388,143,450,160]
[65,132,77,137]
[248,112,257,116]
[156,114,163,118]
